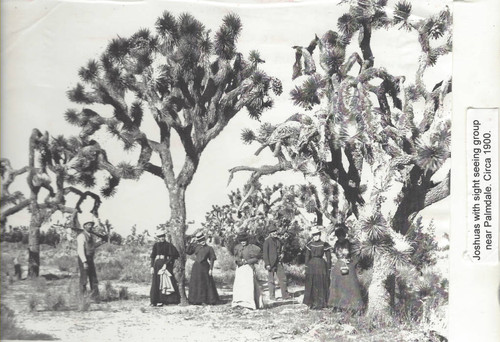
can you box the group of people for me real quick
[303,224,363,311]
[75,212,363,313]
[148,223,363,313]
[149,230,220,306]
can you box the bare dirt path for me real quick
[1,276,428,342]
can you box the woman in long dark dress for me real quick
[328,224,363,312]
[150,230,180,306]
[187,232,219,305]
[303,226,331,310]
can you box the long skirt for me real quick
[303,257,329,309]
[328,261,363,311]
[231,264,263,310]
[150,259,180,305]
[188,261,219,305]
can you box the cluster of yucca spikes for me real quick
[0,130,107,225]
[64,11,282,204]
[0,129,111,277]
[230,0,451,317]
[61,12,284,301]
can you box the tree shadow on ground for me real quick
[40,273,72,281]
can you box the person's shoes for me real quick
[156,303,164,307]
[149,303,156,307]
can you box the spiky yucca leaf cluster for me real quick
[393,1,413,30]
[240,129,256,144]
[67,11,281,144]
[290,75,326,110]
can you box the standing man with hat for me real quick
[186,231,219,305]
[263,225,291,300]
[76,215,104,299]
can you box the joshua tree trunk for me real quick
[168,185,189,305]
[28,206,45,278]
[366,253,391,321]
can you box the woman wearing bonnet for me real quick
[303,225,331,310]
[186,231,220,305]
[149,228,180,306]
[328,223,364,313]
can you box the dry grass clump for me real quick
[284,263,305,285]
[211,245,236,285]
[53,255,76,272]
[44,289,67,311]
[97,244,150,283]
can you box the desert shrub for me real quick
[0,305,17,335]
[78,293,91,311]
[406,217,439,271]
[214,245,236,273]
[118,286,129,300]
[109,232,123,245]
[124,225,150,247]
[54,255,76,272]
[284,264,305,285]
[393,266,448,323]
[1,304,55,340]
[119,254,150,283]
[28,294,40,312]
[101,281,118,301]
[44,289,67,311]
[0,227,28,244]
[210,245,236,285]
[254,260,268,281]
[40,228,61,247]
[212,269,234,286]
[96,260,124,280]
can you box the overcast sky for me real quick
[1,0,451,236]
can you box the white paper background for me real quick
[450,0,500,340]
[0,0,498,341]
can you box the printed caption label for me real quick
[467,108,498,263]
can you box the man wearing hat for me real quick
[76,217,103,299]
[186,231,219,305]
[263,225,291,301]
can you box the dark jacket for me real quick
[263,237,283,270]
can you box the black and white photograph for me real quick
[0,0,497,341]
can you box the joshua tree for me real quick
[1,159,30,229]
[230,0,451,319]
[64,12,281,302]
[0,129,105,277]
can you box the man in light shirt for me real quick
[77,219,104,299]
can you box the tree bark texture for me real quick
[366,253,391,320]
[28,206,44,278]
[168,186,188,305]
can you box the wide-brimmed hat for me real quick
[310,226,323,236]
[155,228,166,237]
[268,225,278,234]
[237,232,249,242]
[79,212,96,228]
[195,231,205,241]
